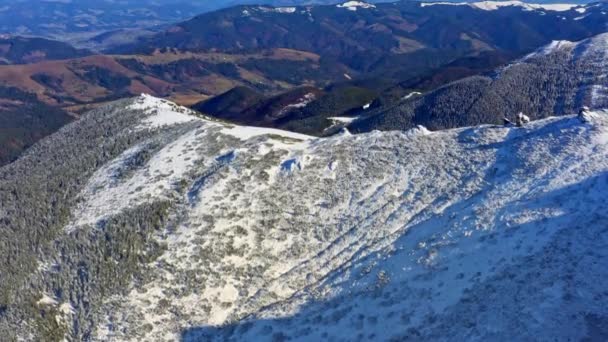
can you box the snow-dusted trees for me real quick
[0,99,186,340]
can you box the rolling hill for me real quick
[0,36,91,65]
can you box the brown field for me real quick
[0,48,332,111]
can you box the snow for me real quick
[69,127,206,227]
[506,34,608,109]
[403,124,431,137]
[421,1,579,12]
[328,116,357,124]
[515,33,608,63]
[222,125,313,141]
[276,92,316,116]
[129,93,198,129]
[274,7,296,13]
[579,32,608,59]
[403,91,422,100]
[326,117,359,133]
[257,6,297,13]
[337,1,376,11]
[37,294,58,306]
[209,113,608,342]
[592,85,608,107]
[525,39,576,58]
[65,95,608,341]
[59,303,75,315]
[70,94,313,228]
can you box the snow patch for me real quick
[403,91,422,100]
[222,125,313,142]
[337,1,376,11]
[328,116,357,124]
[130,94,198,129]
[403,125,432,137]
[421,1,579,12]
[37,294,58,306]
[277,93,317,116]
[257,6,297,14]
[59,303,75,315]
[526,39,576,58]
[275,7,297,13]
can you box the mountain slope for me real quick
[351,31,608,132]
[192,86,266,121]
[0,86,73,165]
[193,85,376,135]
[0,36,90,65]
[1,95,607,341]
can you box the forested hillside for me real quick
[350,32,608,132]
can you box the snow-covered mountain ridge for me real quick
[421,1,585,12]
[1,95,608,341]
[523,32,608,61]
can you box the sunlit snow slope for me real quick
[5,95,607,341]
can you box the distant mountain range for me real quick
[0,0,600,50]
[0,1,209,34]
[0,0,380,50]
[0,0,608,165]
[114,1,605,68]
